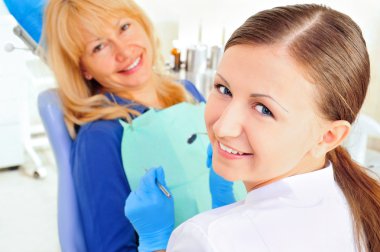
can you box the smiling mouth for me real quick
[127,57,141,70]
[119,56,142,73]
[219,142,252,156]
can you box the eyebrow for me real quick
[114,18,123,27]
[87,38,101,44]
[250,94,289,113]
[216,73,289,113]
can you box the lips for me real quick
[126,57,141,71]
[217,141,253,159]
[118,54,143,74]
[219,142,245,155]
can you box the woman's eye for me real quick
[92,43,104,53]
[121,23,130,31]
[215,84,232,97]
[254,103,273,117]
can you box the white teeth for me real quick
[219,142,244,155]
[126,57,141,70]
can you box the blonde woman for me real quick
[43,0,204,251]
[125,4,380,252]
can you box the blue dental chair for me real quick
[3,0,45,52]
[38,89,86,252]
[4,0,86,251]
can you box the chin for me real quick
[122,75,150,88]
[213,165,236,182]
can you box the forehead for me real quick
[220,45,304,87]
[218,44,319,114]
[79,16,131,38]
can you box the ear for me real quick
[311,120,351,157]
[82,70,93,80]
[80,63,93,80]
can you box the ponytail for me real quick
[327,146,380,251]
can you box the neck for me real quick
[244,156,327,192]
[117,74,163,108]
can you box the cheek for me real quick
[139,42,154,71]
[252,124,314,170]
[204,96,222,141]
[83,57,113,76]
[283,117,321,151]
[146,46,154,66]
[204,103,214,141]
[139,32,154,63]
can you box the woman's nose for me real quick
[115,52,126,62]
[115,48,128,62]
[114,41,132,63]
[213,103,244,139]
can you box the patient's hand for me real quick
[124,167,174,251]
[207,144,236,208]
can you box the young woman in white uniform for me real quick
[124,4,380,252]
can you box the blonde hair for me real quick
[226,4,380,251]
[43,0,189,138]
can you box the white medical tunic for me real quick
[167,164,357,252]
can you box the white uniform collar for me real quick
[244,162,338,208]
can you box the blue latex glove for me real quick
[207,144,236,208]
[124,167,174,252]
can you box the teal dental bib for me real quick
[120,102,246,227]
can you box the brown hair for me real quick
[226,4,380,251]
[43,0,190,138]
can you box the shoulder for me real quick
[182,201,245,230]
[76,119,123,144]
[169,171,356,251]
[71,119,131,192]
[168,201,269,252]
[182,200,256,236]
[72,119,124,163]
